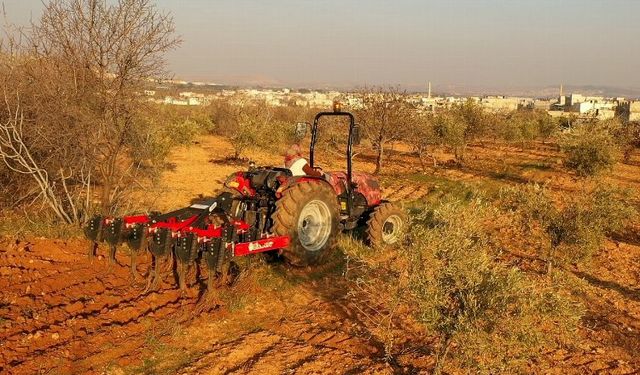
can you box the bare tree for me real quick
[0,96,81,223]
[0,0,180,220]
[406,112,439,170]
[354,87,413,174]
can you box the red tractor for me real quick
[85,108,406,292]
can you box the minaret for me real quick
[428,81,432,99]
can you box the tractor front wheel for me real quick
[365,202,407,247]
[272,181,340,266]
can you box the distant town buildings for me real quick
[146,80,640,124]
[549,91,619,120]
[617,100,640,122]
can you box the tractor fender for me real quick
[274,175,332,199]
[324,171,383,207]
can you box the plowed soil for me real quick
[0,238,198,374]
[1,135,639,374]
[0,238,417,374]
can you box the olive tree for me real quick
[609,119,640,163]
[408,201,580,374]
[432,100,489,164]
[433,111,466,162]
[535,111,559,143]
[560,122,618,176]
[342,200,582,374]
[502,111,539,148]
[501,184,637,274]
[406,112,440,170]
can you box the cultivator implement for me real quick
[85,189,290,293]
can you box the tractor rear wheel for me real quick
[272,181,340,266]
[365,202,406,247]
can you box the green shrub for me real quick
[0,210,81,238]
[560,123,618,176]
[164,118,201,146]
[536,112,559,142]
[407,200,580,374]
[342,200,581,374]
[611,120,640,163]
[500,183,637,273]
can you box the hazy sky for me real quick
[4,0,640,90]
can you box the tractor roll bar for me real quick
[309,111,356,189]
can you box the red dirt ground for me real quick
[1,136,639,374]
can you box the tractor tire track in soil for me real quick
[0,238,200,374]
[382,182,431,203]
[180,329,388,375]
[175,286,398,375]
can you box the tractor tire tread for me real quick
[365,202,406,248]
[272,181,340,266]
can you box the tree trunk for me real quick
[374,144,383,175]
[418,152,426,172]
[433,336,452,375]
[454,146,465,164]
[101,153,119,214]
[546,246,555,275]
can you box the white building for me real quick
[552,92,621,120]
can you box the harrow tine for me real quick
[204,239,221,290]
[130,250,139,281]
[102,217,124,269]
[218,262,231,287]
[88,241,98,261]
[144,254,161,292]
[84,216,104,260]
[195,239,230,313]
[174,233,198,293]
[108,244,117,267]
[177,261,187,291]
[145,227,173,290]
[200,237,235,291]
[125,223,148,282]
[206,266,215,292]
[163,250,174,274]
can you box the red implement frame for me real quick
[118,213,290,257]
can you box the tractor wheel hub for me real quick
[382,214,403,244]
[297,199,332,251]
